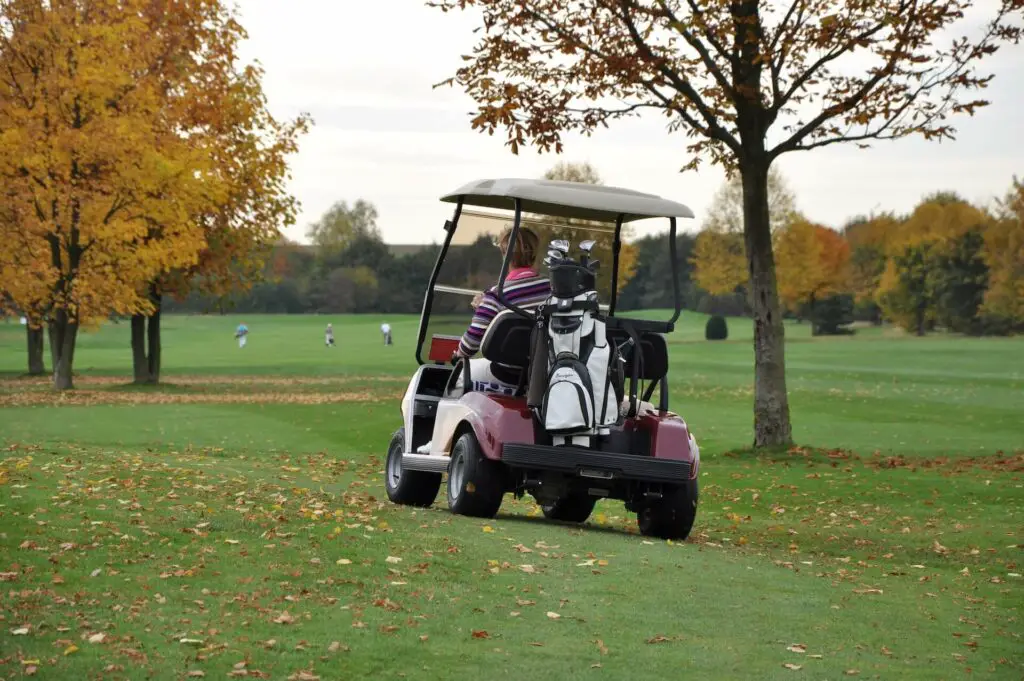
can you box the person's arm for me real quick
[457,291,499,358]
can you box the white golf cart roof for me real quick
[441,178,695,223]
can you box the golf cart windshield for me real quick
[423,209,620,348]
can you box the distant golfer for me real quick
[235,322,249,348]
[381,322,392,346]
[325,323,335,348]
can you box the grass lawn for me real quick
[0,314,1021,680]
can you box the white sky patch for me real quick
[235,0,1024,244]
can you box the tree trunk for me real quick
[148,293,162,383]
[915,304,926,336]
[131,287,162,384]
[49,310,78,391]
[27,325,46,376]
[131,314,150,383]
[741,161,793,448]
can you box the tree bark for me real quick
[49,309,78,391]
[147,293,162,383]
[131,286,162,384]
[741,160,793,447]
[131,314,150,383]
[27,325,46,375]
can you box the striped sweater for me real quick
[457,267,551,358]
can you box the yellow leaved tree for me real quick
[0,0,308,388]
[775,218,850,318]
[693,168,797,296]
[981,177,1024,327]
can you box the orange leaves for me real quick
[775,218,850,311]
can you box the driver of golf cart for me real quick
[452,225,550,395]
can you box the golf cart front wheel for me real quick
[447,431,504,518]
[541,494,596,523]
[385,428,441,507]
[637,479,699,541]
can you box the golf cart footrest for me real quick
[502,444,690,482]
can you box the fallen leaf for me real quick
[273,612,296,625]
[335,558,352,565]
[287,672,320,681]
[63,645,79,656]
[24,666,38,676]
[787,644,807,654]
[528,642,544,647]
[385,556,402,564]
[844,670,860,676]
[482,525,495,533]
[519,564,536,574]
[419,635,429,642]
[513,543,533,553]
[87,632,107,644]
[783,663,803,670]
[327,641,347,653]
[12,626,30,635]
[546,611,561,620]
[187,672,206,678]
[596,639,609,655]
[852,588,883,595]
[471,630,490,639]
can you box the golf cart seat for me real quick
[479,309,534,388]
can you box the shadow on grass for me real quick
[493,509,646,540]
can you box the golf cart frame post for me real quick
[414,181,690,367]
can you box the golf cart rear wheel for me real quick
[385,428,441,507]
[541,494,596,523]
[637,479,699,541]
[447,431,504,518]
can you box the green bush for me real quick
[705,315,728,341]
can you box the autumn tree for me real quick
[876,195,990,335]
[693,167,796,297]
[430,0,1023,446]
[0,0,307,388]
[844,213,901,324]
[130,26,309,385]
[775,218,850,329]
[981,176,1024,327]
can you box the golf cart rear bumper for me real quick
[502,443,691,483]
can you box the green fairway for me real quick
[1,314,1022,680]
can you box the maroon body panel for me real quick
[625,411,698,477]
[456,392,697,477]
[458,392,534,461]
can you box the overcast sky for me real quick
[235,1,1024,245]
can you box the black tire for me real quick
[447,431,504,518]
[384,428,441,507]
[541,494,597,523]
[637,478,699,540]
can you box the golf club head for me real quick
[579,239,597,253]
[550,239,570,254]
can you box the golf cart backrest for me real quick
[480,310,533,368]
[606,328,669,382]
[481,309,668,383]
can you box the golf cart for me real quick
[385,178,701,539]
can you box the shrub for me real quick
[705,315,728,341]
[809,294,855,336]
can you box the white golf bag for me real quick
[537,241,622,444]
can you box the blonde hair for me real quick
[498,226,539,268]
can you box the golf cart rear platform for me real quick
[502,443,691,482]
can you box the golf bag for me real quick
[537,246,622,440]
